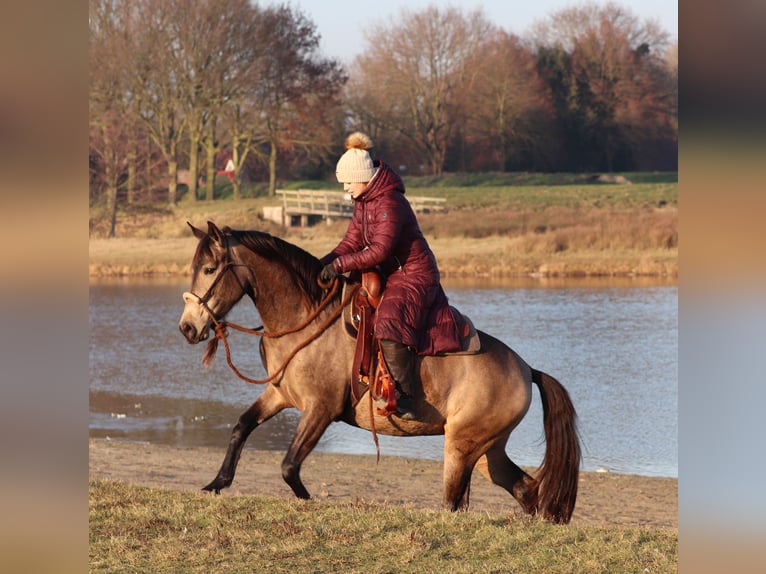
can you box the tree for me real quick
[243,3,346,196]
[463,30,558,171]
[126,0,189,205]
[89,0,345,209]
[89,0,146,236]
[348,6,492,175]
[660,41,678,137]
[171,0,256,201]
[530,1,675,171]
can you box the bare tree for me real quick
[90,0,145,236]
[90,0,345,208]
[243,3,346,196]
[348,6,491,175]
[126,0,189,204]
[218,102,251,199]
[530,1,674,171]
[464,30,557,171]
[171,0,256,201]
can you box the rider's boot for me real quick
[380,339,417,421]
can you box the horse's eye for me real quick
[204,267,217,275]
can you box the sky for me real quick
[267,0,678,64]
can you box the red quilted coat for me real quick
[320,161,461,355]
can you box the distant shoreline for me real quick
[89,236,678,279]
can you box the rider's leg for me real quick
[379,339,416,420]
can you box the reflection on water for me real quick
[90,276,677,477]
[89,389,299,451]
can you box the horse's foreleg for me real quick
[203,386,287,494]
[475,444,539,516]
[280,408,334,500]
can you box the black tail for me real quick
[531,368,581,524]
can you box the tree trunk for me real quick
[108,183,118,238]
[101,129,119,237]
[167,159,178,205]
[105,158,118,238]
[268,140,278,197]
[429,147,444,176]
[188,138,200,201]
[126,136,137,205]
[205,123,217,201]
[231,145,241,200]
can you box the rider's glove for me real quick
[320,263,339,283]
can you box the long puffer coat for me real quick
[320,161,461,356]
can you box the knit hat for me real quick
[335,132,376,183]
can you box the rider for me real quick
[319,132,462,420]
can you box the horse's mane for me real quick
[227,228,329,304]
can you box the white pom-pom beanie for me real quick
[335,132,377,183]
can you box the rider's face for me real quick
[343,181,368,199]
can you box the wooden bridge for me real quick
[270,189,447,227]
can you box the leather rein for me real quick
[187,244,360,385]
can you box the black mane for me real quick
[229,229,328,304]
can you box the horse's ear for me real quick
[187,222,206,240]
[207,221,225,245]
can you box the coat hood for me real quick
[360,161,405,203]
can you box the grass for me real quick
[89,480,677,573]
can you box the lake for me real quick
[89,276,677,478]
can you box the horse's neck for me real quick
[240,251,311,332]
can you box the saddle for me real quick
[345,271,481,413]
[345,271,389,412]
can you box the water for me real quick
[89,276,677,477]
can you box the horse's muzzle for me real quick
[180,291,212,344]
[179,320,209,344]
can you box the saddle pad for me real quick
[446,307,482,355]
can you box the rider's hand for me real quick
[320,263,339,283]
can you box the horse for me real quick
[178,221,581,523]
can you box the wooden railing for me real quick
[274,189,446,227]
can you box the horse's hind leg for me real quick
[475,443,539,515]
[203,385,288,494]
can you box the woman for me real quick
[319,132,462,420]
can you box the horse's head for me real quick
[179,221,248,344]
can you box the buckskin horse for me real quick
[178,222,581,523]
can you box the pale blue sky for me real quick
[267,0,678,64]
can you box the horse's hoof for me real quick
[202,478,228,494]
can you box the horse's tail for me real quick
[531,368,581,524]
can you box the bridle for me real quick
[187,262,250,327]
[185,234,360,385]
